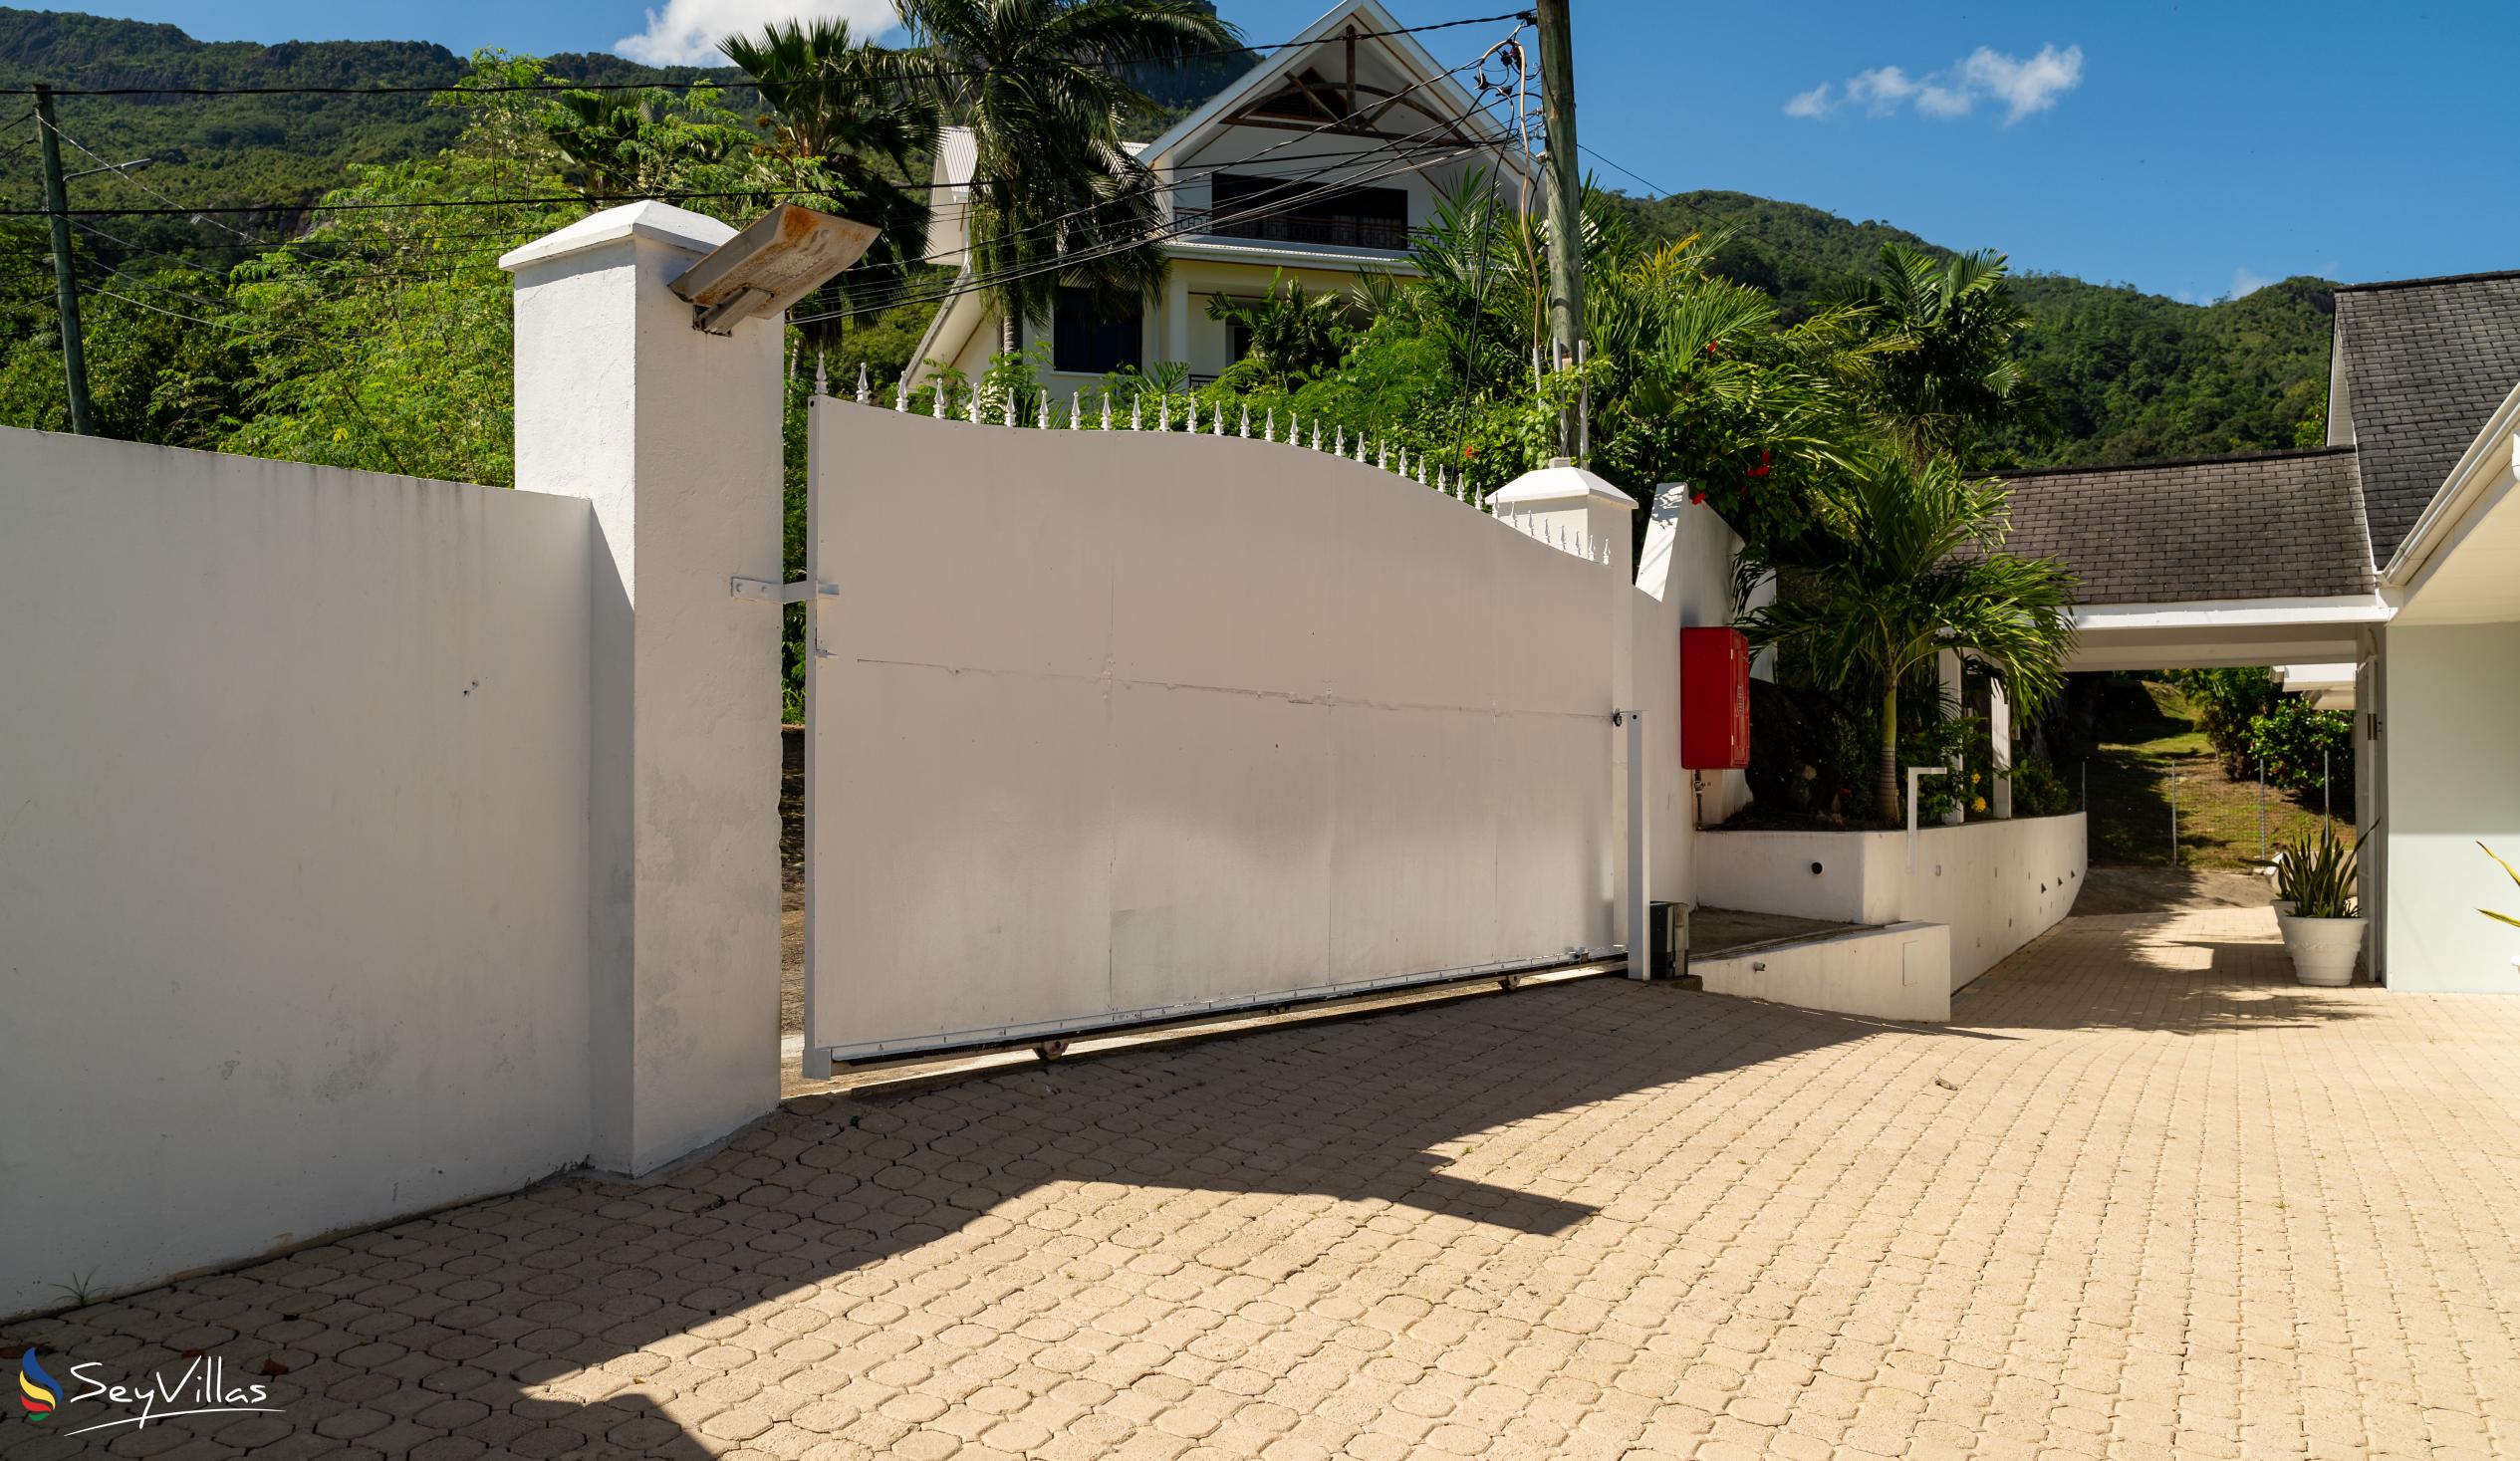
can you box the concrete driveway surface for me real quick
[9,901,2520,1459]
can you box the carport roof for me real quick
[2334,269,2520,564]
[1998,447,2373,606]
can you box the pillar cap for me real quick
[1488,460,1638,510]
[500,200,737,274]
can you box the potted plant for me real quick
[2272,824,2365,987]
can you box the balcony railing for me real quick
[1179,210,1414,253]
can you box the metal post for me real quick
[2169,768,2179,867]
[1622,708,1647,981]
[2258,760,2267,861]
[1535,0,1584,455]
[33,85,94,436]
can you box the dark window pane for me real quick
[1207,173,1409,251]
[1053,289,1142,374]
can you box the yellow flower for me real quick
[1971,797,1988,813]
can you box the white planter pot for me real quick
[2276,913,2364,987]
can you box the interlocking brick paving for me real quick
[12,903,2520,1460]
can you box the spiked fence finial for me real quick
[855,363,870,404]
[814,352,827,398]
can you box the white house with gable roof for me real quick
[908,0,1532,392]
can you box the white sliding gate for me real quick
[803,398,1626,1068]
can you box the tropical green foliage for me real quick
[2249,697,2354,807]
[2272,822,2362,919]
[1738,452,2078,822]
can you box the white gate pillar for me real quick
[1989,674,2013,819]
[1492,459,1642,971]
[504,203,784,1176]
[1936,645,1966,826]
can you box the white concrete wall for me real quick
[1695,922,1952,1023]
[2380,622,2520,991]
[806,406,1630,1060]
[0,429,595,1318]
[1694,814,2088,992]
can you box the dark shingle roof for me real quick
[1998,448,2372,606]
[2334,270,2520,562]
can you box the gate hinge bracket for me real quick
[730,576,826,606]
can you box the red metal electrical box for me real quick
[1680,627,1751,770]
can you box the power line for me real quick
[1578,141,1669,199]
[7,13,1536,98]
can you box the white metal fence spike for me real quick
[968,387,982,424]
[1437,465,1447,495]
[1239,403,1250,438]
[1266,407,1277,442]
[1159,395,1170,432]
[1312,420,1323,450]
[855,363,870,404]
[1213,404,1224,436]
[813,353,827,398]
[1002,390,1015,428]
[1070,391,1082,430]
[1132,395,1141,430]
[1378,441,1387,470]
[933,378,947,418]
[1334,426,1345,455]
[1356,435,1367,463]
[1187,396,1198,433]
[894,377,908,411]
[1037,388,1049,429]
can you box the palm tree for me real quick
[894,0,1237,354]
[1848,244,2036,468]
[720,20,937,349]
[1739,451,2077,823]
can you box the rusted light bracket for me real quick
[671,204,880,336]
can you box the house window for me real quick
[1052,289,1142,374]
[1208,173,1409,250]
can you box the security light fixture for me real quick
[670,204,880,335]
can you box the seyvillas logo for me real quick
[17,1350,285,1437]
[17,1348,60,1423]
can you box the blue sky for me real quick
[73,0,2516,303]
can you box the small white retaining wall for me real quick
[1695,814,2088,994]
[1694,922,1952,1022]
[0,430,597,1318]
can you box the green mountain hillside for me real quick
[1604,189,2336,465]
[1,6,2332,468]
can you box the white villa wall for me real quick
[0,430,596,1318]
[1694,814,2088,994]
[2380,622,2520,992]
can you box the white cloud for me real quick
[1784,44,2084,125]
[1958,45,2084,122]
[2230,266,2276,299]
[1783,83,1834,120]
[615,0,897,66]
[1843,67,1916,117]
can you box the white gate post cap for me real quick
[498,200,737,274]
[1490,459,1639,511]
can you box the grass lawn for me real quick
[2081,678,2349,871]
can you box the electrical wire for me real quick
[1578,141,1670,199]
[32,111,254,239]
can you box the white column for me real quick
[1936,646,1965,826]
[503,203,783,1176]
[1989,675,2013,819]
[1164,273,1191,370]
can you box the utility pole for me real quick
[33,84,94,436]
[1534,0,1583,454]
